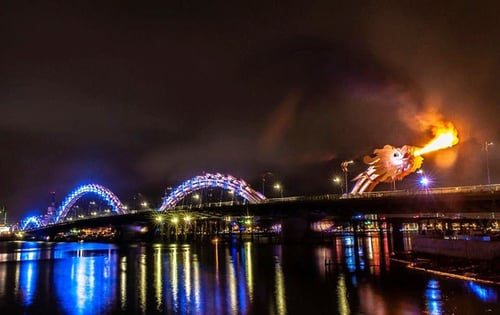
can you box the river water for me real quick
[0,232,498,314]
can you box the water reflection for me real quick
[53,243,117,315]
[337,274,350,315]
[19,260,37,306]
[274,254,286,315]
[0,238,498,314]
[425,279,443,315]
[466,281,498,303]
[358,283,388,314]
[120,255,127,310]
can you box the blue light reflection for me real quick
[467,281,498,303]
[53,244,117,315]
[425,279,443,315]
[19,260,37,307]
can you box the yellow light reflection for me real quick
[337,274,351,315]
[403,232,413,252]
[244,242,254,302]
[192,252,201,313]
[170,244,179,310]
[183,246,191,308]
[366,235,373,260]
[371,235,381,276]
[120,256,127,310]
[314,246,334,275]
[226,248,237,313]
[154,245,163,311]
[139,251,146,314]
[274,258,286,315]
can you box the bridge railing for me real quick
[263,184,500,203]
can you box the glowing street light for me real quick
[417,169,431,189]
[420,176,430,187]
[332,176,342,193]
[192,193,202,208]
[274,183,283,198]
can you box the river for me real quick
[0,232,498,314]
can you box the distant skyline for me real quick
[1,1,499,221]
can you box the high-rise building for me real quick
[44,192,57,224]
[0,206,6,225]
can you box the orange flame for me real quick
[414,122,459,156]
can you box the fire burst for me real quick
[351,122,459,194]
[414,122,459,156]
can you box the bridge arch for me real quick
[20,216,42,231]
[56,184,127,223]
[159,173,266,211]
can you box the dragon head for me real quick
[352,144,423,193]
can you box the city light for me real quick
[420,176,430,187]
[332,176,342,193]
[274,183,283,198]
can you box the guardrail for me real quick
[264,184,500,203]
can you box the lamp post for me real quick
[484,141,494,186]
[274,183,283,198]
[341,160,354,194]
[332,176,343,194]
[192,193,201,208]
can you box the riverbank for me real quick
[391,253,500,285]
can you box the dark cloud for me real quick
[1,1,499,221]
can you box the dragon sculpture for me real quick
[350,145,423,194]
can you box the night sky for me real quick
[1,1,499,222]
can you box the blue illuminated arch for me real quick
[159,173,266,211]
[20,216,42,231]
[56,184,126,223]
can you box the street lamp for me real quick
[484,141,494,186]
[192,193,201,208]
[274,183,283,198]
[417,169,431,189]
[341,160,354,194]
[419,176,430,187]
[332,176,343,193]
